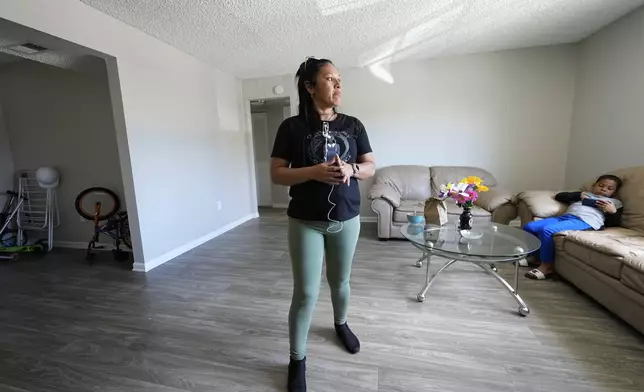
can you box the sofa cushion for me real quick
[393,200,425,222]
[614,167,644,233]
[561,239,623,279]
[622,266,644,295]
[621,251,644,295]
[372,165,432,202]
[517,191,568,218]
[623,254,644,273]
[555,253,644,335]
[557,228,644,279]
[475,187,516,211]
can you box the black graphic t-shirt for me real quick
[271,113,373,222]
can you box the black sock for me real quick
[287,357,306,392]
[334,322,360,354]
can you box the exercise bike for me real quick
[75,187,132,263]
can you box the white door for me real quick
[251,113,272,207]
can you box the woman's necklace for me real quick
[320,112,337,122]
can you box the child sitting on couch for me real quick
[524,174,624,280]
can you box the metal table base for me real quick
[414,250,530,317]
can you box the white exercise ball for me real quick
[36,166,60,189]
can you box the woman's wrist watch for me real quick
[351,163,360,177]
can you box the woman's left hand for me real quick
[333,155,354,185]
[596,200,617,214]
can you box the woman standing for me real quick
[270,57,376,392]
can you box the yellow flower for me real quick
[478,185,489,192]
[462,176,483,186]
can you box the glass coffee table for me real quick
[401,223,541,316]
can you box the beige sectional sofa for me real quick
[517,166,644,334]
[368,165,518,240]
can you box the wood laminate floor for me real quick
[1,208,643,392]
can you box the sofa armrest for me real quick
[371,199,394,239]
[475,187,516,212]
[368,183,401,208]
[516,191,568,218]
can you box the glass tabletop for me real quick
[401,223,541,260]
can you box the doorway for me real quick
[250,97,291,208]
[0,18,137,268]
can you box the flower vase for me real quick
[459,206,473,231]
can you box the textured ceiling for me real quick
[0,18,105,73]
[80,0,644,78]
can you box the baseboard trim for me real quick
[272,204,289,209]
[133,213,259,273]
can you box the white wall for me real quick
[565,7,644,187]
[0,105,14,195]
[0,59,124,244]
[243,46,578,218]
[0,0,255,271]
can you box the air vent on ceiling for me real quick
[6,42,48,55]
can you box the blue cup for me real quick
[407,213,425,225]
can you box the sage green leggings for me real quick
[288,216,361,361]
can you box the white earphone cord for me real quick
[322,120,343,233]
[327,185,343,233]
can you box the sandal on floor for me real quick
[525,269,553,280]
